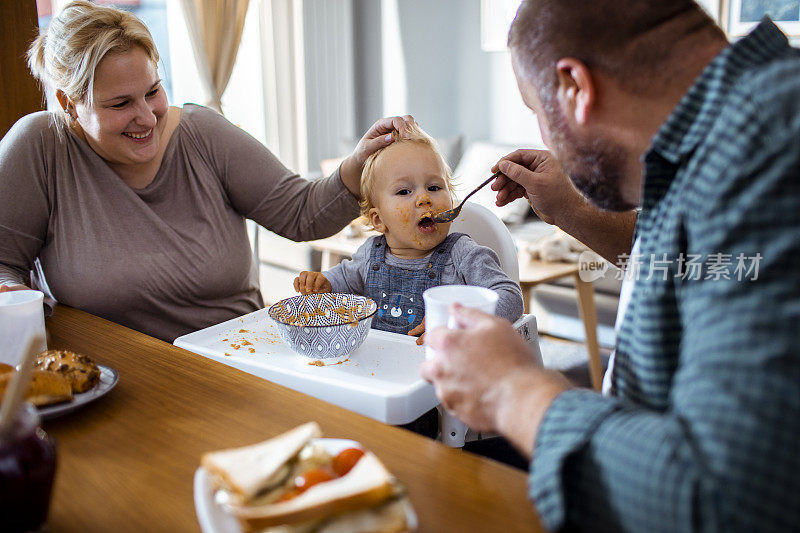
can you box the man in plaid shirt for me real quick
[421,1,800,531]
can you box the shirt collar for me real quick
[648,18,790,166]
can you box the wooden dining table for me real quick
[41,305,545,532]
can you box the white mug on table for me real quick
[0,290,47,367]
[422,285,498,447]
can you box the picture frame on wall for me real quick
[721,0,800,37]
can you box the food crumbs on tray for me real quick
[370,372,374,376]
[308,360,325,366]
[222,338,228,342]
[241,339,253,346]
[248,348,255,353]
[231,344,241,350]
[239,329,249,333]
[224,353,232,356]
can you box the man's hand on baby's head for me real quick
[293,272,333,295]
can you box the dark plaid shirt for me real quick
[530,20,800,532]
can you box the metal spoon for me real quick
[432,170,503,223]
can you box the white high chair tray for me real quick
[173,308,436,425]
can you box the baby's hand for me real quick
[408,318,426,346]
[294,271,333,295]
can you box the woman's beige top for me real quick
[0,104,358,341]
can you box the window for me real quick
[35,0,173,102]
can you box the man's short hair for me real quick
[508,0,723,103]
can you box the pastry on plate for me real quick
[0,369,73,407]
[35,350,100,393]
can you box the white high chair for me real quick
[438,202,543,447]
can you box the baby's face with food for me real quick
[367,142,453,259]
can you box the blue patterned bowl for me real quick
[268,293,377,360]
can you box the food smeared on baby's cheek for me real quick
[393,206,413,228]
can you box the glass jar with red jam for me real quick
[0,403,57,532]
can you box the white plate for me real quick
[194,438,418,533]
[38,364,119,420]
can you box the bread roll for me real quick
[35,349,100,393]
[0,369,73,407]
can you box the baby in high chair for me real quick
[294,123,523,342]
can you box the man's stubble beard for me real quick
[546,104,637,213]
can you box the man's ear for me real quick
[555,58,594,126]
[369,208,386,234]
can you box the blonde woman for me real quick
[0,1,413,342]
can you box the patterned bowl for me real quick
[268,293,377,361]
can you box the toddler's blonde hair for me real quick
[359,123,457,218]
[27,0,159,129]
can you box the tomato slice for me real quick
[332,448,365,477]
[275,450,365,502]
[295,467,335,492]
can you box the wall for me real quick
[302,0,356,169]
[352,0,724,150]
[698,0,720,20]
[352,0,384,144]
[1,0,43,138]
[352,0,541,148]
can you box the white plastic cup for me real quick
[422,285,499,448]
[0,290,47,367]
[422,285,498,360]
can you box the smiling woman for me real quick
[0,0,415,342]
[62,47,177,188]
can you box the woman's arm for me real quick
[185,107,415,242]
[0,114,51,290]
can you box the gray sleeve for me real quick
[180,106,359,242]
[323,238,372,295]
[451,237,524,323]
[0,113,52,287]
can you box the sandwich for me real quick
[202,422,414,532]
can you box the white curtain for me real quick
[180,0,250,113]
